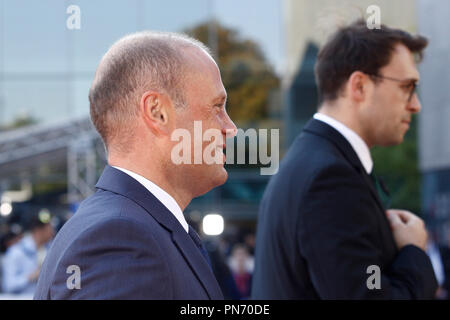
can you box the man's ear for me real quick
[140,91,172,136]
[348,71,370,103]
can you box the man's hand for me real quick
[386,209,428,251]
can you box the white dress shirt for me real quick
[1,234,39,294]
[313,113,373,174]
[112,166,189,233]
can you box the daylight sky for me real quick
[0,0,284,124]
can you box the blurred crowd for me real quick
[0,211,256,300]
[0,211,55,297]
[188,217,255,300]
[2,211,450,300]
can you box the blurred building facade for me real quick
[417,0,450,244]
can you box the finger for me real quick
[386,209,405,223]
[389,209,414,223]
[386,209,405,216]
[386,210,403,227]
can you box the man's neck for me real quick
[318,104,373,148]
[108,157,192,210]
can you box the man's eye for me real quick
[215,104,224,108]
[402,83,414,91]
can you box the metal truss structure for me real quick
[0,116,105,205]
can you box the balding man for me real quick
[34,31,236,300]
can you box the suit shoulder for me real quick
[56,190,162,252]
[65,215,163,250]
[280,132,347,173]
[47,217,171,299]
[270,134,357,194]
[77,188,144,215]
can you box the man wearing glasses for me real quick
[252,19,438,299]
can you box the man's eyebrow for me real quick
[402,75,419,82]
[212,94,227,104]
[396,77,419,86]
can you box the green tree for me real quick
[0,114,37,132]
[185,21,280,122]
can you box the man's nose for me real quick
[408,93,422,113]
[222,114,237,139]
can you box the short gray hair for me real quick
[89,31,211,152]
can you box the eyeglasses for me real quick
[368,74,418,103]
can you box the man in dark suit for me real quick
[34,31,236,299]
[252,20,438,299]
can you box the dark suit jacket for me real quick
[439,245,450,298]
[251,119,437,299]
[34,165,223,299]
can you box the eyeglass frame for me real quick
[367,73,418,103]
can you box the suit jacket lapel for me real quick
[303,119,398,263]
[360,171,387,212]
[95,165,223,299]
[171,231,223,299]
[303,119,386,214]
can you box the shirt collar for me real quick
[112,166,189,233]
[313,113,373,174]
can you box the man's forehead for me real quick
[182,58,226,105]
[183,46,216,69]
[383,44,420,80]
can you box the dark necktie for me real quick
[188,225,212,269]
[369,172,392,209]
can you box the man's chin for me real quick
[209,166,229,189]
[193,167,228,198]
[390,135,405,146]
[213,166,229,186]
[378,133,405,146]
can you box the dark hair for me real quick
[0,224,23,253]
[314,19,428,105]
[28,210,51,231]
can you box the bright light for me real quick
[39,209,51,223]
[202,214,224,236]
[0,202,13,216]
